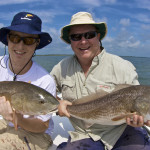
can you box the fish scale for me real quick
[67,85,150,126]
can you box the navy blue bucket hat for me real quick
[0,12,52,49]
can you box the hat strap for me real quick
[0,46,8,69]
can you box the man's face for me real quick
[69,24,101,63]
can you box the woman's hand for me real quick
[0,96,13,121]
[57,100,72,117]
[126,114,150,127]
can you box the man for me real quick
[0,12,56,150]
[50,12,150,150]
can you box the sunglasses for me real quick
[69,31,98,41]
[8,34,39,45]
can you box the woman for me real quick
[0,12,56,150]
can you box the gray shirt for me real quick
[50,49,139,150]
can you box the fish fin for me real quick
[13,110,18,130]
[112,84,133,92]
[112,112,137,121]
[73,84,134,105]
[85,123,94,128]
[44,120,49,128]
[94,89,109,97]
[73,90,109,105]
[83,121,94,128]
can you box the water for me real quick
[33,55,67,72]
[33,55,150,85]
[122,56,150,85]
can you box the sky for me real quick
[0,0,149,57]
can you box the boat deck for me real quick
[48,114,74,150]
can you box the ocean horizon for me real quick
[33,55,150,85]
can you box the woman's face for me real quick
[7,30,39,66]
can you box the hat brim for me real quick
[0,24,52,49]
[61,23,107,44]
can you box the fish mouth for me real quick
[49,107,58,113]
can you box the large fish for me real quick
[0,81,59,115]
[67,85,150,126]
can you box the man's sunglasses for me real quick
[8,34,39,45]
[69,31,98,41]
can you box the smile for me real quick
[79,46,90,51]
[15,50,25,54]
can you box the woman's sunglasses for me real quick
[8,34,39,45]
[69,31,98,41]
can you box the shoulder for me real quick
[0,55,9,74]
[101,51,139,84]
[51,55,75,73]
[31,62,56,95]
[32,61,53,79]
[104,51,136,70]
[56,55,74,66]
[32,61,49,74]
[0,55,9,65]
[34,63,55,84]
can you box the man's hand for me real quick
[126,114,150,127]
[57,100,72,117]
[144,120,150,126]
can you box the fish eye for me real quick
[40,100,45,104]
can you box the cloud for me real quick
[135,0,150,10]
[33,10,56,24]
[36,26,72,55]
[141,24,150,30]
[74,0,101,7]
[102,28,144,57]
[0,23,4,28]
[117,33,140,49]
[0,0,45,5]
[104,36,113,42]
[105,0,117,4]
[120,18,130,26]
[136,14,150,23]
[95,16,108,23]
[118,40,140,48]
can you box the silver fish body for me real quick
[0,81,59,115]
[67,85,150,125]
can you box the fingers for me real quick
[58,100,72,117]
[0,96,12,113]
[0,96,6,103]
[126,115,144,127]
[0,96,7,114]
[0,96,13,121]
[144,120,150,126]
[6,100,13,114]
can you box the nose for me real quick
[16,40,25,49]
[80,36,88,43]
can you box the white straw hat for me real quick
[60,12,107,44]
